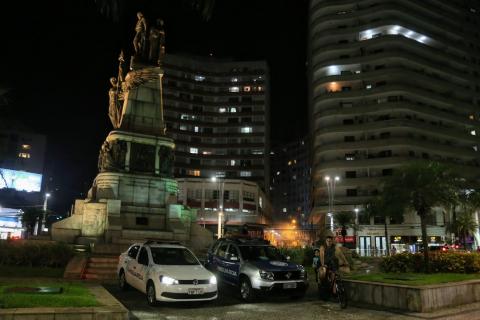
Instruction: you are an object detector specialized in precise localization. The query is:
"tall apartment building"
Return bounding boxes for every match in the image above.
[308,0,480,254]
[162,54,270,191]
[0,122,46,207]
[270,138,311,225]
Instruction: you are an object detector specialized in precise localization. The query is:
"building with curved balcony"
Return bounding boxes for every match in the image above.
[308,0,480,254]
[162,54,270,191]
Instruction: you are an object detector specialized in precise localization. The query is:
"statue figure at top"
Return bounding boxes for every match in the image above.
[133,12,147,56]
[108,51,127,128]
[148,18,166,66]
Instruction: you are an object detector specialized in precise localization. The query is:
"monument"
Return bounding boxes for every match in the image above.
[52,15,211,252]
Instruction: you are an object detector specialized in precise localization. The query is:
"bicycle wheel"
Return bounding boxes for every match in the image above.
[335,278,348,309]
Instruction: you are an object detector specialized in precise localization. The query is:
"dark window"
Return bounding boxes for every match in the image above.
[341,86,352,91]
[343,119,354,125]
[192,105,203,112]
[127,245,140,259]
[228,118,239,123]
[346,189,357,197]
[382,168,393,176]
[137,247,149,265]
[359,214,370,224]
[203,127,213,134]
[136,217,148,225]
[374,216,385,224]
[345,171,356,178]
[344,136,355,142]
[380,132,391,139]
[193,96,203,102]
[217,243,229,258]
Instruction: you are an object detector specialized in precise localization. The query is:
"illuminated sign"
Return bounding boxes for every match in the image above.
[0,168,42,192]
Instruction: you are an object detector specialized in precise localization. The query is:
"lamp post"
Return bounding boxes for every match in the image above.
[325,175,340,231]
[41,193,51,234]
[211,177,224,239]
[354,207,359,253]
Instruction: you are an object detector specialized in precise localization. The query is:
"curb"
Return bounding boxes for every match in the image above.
[0,284,128,320]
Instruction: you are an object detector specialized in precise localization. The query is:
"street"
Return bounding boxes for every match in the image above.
[104,281,416,320]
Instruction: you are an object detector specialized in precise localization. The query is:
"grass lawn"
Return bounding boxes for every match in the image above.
[347,272,480,286]
[0,278,99,308]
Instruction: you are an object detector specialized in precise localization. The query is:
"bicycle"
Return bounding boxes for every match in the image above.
[317,266,348,309]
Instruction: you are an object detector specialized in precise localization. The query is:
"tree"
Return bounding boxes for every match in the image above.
[21,207,44,236]
[365,194,404,256]
[382,161,459,272]
[455,191,480,249]
[334,211,354,245]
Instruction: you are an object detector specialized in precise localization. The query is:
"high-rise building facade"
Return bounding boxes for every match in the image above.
[270,138,311,225]
[162,54,270,191]
[308,0,480,253]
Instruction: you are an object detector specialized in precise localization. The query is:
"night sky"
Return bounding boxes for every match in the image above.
[0,0,308,214]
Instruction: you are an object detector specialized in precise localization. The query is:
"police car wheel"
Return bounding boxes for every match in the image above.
[240,278,255,302]
[118,270,129,291]
[147,281,157,306]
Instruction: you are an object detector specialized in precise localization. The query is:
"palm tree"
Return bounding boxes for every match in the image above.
[382,161,459,272]
[455,191,480,249]
[334,211,354,245]
[365,194,404,256]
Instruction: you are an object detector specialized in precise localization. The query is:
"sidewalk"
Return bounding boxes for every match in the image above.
[0,281,128,320]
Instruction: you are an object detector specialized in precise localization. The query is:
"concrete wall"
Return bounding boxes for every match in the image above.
[345,279,480,312]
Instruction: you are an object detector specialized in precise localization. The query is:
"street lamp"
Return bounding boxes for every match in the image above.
[211,177,224,239]
[41,193,51,233]
[354,207,359,253]
[325,175,340,231]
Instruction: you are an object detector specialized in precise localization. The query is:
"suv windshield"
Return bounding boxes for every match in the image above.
[239,245,283,261]
[151,247,200,265]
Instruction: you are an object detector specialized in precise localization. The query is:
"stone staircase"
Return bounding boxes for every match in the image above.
[82,255,119,281]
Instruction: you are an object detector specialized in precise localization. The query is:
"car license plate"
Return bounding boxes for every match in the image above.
[283,282,297,289]
[188,288,204,295]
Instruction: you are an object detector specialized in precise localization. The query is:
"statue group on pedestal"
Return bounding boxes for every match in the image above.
[98,140,127,172]
[133,12,166,67]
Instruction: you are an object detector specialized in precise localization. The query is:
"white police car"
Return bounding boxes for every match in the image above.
[205,238,308,301]
[117,240,218,305]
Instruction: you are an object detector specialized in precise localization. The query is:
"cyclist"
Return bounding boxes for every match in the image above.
[318,231,349,300]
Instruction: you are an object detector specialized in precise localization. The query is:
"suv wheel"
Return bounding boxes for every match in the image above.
[146,281,157,306]
[240,277,256,302]
[118,270,129,291]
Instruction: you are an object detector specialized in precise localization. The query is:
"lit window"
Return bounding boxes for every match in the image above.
[202,151,212,155]
[229,86,240,93]
[474,146,478,152]
[243,86,251,92]
[215,171,226,178]
[471,130,476,136]
[230,107,237,113]
[469,115,475,120]
[18,153,30,159]
[259,197,263,208]
[194,75,205,81]
[240,171,252,177]
[241,127,252,133]
[252,149,263,155]
[194,126,199,133]
[366,84,372,89]
[190,148,198,154]
[188,170,201,176]
[179,124,187,131]
[257,86,263,91]
[21,144,31,150]
[219,107,226,113]
[276,171,280,176]
[230,160,236,166]
[288,161,292,166]
[231,78,238,82]
[283,208,287,213]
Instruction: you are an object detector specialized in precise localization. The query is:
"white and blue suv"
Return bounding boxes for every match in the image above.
[205,238,308,301]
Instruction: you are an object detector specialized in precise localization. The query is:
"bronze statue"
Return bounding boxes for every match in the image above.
[108,77,122,128]
[158,145,174,177]
[149,18,165,66]
[98,140,127,172]
[133,12,147,56]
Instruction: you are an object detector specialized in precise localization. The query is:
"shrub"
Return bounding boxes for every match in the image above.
[0,241,74,268]
[381,252,480,273]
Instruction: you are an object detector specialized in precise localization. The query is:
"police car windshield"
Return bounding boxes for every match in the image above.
[239,245,283,261]
[151,247,200,265]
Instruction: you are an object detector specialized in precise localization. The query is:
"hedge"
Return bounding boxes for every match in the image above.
[0,241,74,268]
[381,252,480,273]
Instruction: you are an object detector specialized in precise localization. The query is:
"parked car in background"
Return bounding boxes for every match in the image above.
[117,240,218,305]
[205,237,308,301]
